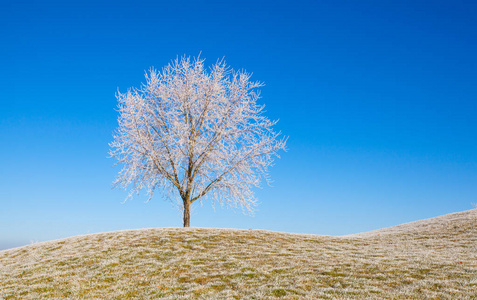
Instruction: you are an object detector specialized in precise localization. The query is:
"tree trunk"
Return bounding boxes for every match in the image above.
[183,199,191,227]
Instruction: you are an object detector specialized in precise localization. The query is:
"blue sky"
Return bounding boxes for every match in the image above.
[1,0,476,250]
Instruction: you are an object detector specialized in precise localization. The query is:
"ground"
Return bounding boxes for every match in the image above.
[1,209,476,299]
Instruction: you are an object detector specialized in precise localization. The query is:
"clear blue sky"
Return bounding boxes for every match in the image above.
[1,0,476,250]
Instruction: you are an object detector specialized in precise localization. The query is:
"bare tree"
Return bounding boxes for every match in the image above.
[110,56,286,227]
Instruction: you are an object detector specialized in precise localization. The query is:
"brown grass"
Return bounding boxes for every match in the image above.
[1,209,476,299]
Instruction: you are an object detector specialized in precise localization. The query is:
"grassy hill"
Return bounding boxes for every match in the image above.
[1,209,476,299]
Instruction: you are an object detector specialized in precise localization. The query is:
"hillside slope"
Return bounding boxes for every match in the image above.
[346,209,477,238]
[1,210,476,299]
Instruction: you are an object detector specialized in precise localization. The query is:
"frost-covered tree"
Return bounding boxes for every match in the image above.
[110,56,286,227]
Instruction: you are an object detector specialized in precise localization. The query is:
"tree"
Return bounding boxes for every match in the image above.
[110,56,286,227]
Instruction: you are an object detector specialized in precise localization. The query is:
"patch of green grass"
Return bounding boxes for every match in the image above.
[271,288,287,297]
[192,286,212,296]
[320,270,346,277]
[193,276,211,285]
[271,268,289,274]
[103,277,115,283]
[33,286,56,294]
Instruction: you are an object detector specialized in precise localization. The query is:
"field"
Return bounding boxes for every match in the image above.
[1,209,476,299]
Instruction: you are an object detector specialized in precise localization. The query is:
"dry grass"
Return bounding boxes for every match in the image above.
[1,209,476,299]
